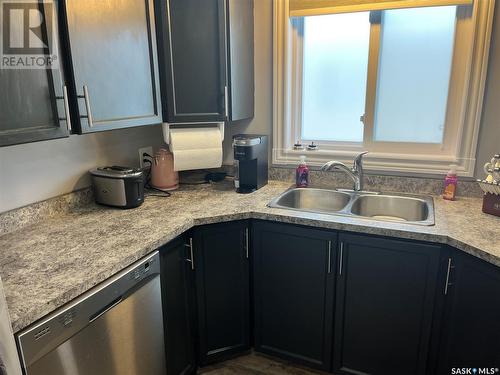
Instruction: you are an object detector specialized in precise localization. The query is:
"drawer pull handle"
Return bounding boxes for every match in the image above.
[339,242,344,276]
[327,241,332,274]
[444,258,453,295]
[245,227,249,259]
[185,238,194,270]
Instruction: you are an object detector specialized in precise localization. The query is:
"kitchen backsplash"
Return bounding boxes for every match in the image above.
[268,167,484,198]
[0,188,93,237]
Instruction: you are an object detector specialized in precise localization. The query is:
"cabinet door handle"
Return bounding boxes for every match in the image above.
[339,242,344,276]
[245,227,249,259]
[184,237,194,270]
[78,85,94,128]
[444,258,453,295]
[224,85,229,119]
[221,0,229,120]
[327,241,332,274]
[83,85,94,128]
[56,86,72,131]
[62,86,72,131]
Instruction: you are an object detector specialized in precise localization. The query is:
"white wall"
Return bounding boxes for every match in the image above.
[0,126,164,212]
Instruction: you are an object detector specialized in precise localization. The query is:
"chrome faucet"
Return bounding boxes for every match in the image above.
[321,152,368,191]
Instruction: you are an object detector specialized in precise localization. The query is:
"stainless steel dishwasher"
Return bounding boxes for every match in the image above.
[16,252,166,375]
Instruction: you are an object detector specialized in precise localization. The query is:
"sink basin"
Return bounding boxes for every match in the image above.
[268,188,351,214]
[349,194,433,225]
[268,188,435,226]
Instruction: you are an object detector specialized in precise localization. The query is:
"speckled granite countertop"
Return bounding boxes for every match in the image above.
[0,181,499,333]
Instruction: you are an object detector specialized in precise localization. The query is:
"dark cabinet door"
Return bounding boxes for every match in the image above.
[61,0,162,133]
[333,234,441,375]
[192,221,250,365]
[436,250,500,373]
[156,0,254,123]
[156,0,226,123]
[0,1,69,146]
[226,0,254,121]
[252,221,336,371]
[160,236,197,375]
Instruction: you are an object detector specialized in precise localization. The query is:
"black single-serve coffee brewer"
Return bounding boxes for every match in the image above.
[233,134,268,194]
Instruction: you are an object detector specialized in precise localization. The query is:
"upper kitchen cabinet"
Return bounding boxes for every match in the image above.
[60,0,162,133]
[0,2,70,147]
[155,0,254,124]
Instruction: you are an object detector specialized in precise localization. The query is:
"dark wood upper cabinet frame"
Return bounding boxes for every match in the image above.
[155,0,254,124]
[0,1,70,147]
[1,0,253,147]
[59,0,162,134]
[226,0,254,122]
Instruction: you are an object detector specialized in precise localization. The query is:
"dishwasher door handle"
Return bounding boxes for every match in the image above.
[89,297,122,323]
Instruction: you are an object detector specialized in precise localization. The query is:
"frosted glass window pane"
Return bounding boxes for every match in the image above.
[374,6,456,143]
[301,13,370,142]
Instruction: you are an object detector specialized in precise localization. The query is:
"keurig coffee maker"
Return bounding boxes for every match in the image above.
[233,134,268,194]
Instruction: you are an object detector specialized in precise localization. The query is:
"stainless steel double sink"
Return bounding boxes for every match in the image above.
[268,188,435,226]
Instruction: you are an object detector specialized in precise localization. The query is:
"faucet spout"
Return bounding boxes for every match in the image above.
[321,161,351,174]
[320,152,368,191]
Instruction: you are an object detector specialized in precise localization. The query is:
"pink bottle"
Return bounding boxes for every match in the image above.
[296,156,309,188]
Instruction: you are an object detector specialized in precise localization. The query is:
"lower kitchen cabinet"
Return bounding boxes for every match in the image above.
[333,233,441,375]
[252,221,336,371]
[160,236,197,375]
[192,221,251,364]
[435,249,500,373]
[158,220,500,375]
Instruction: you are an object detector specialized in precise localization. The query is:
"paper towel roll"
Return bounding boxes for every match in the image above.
[169,127,223,171]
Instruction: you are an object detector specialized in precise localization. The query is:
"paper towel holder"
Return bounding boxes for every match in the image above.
[162,122,225,145]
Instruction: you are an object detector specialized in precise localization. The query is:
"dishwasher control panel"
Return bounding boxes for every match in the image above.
[129,256,156,281]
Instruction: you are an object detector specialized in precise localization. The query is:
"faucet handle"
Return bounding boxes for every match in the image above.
[353,151,368,169]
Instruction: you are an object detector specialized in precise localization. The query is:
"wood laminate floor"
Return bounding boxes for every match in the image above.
[198,353,326,375]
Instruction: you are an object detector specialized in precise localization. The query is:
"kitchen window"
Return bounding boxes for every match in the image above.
[273,0,495,176]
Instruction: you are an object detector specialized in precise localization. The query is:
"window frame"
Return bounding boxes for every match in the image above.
[273,0,495,177]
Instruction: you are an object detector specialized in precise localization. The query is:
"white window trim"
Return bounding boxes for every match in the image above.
[272,0,495,177]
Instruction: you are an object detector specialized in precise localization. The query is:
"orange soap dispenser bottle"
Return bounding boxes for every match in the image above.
[443,164,458,200]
